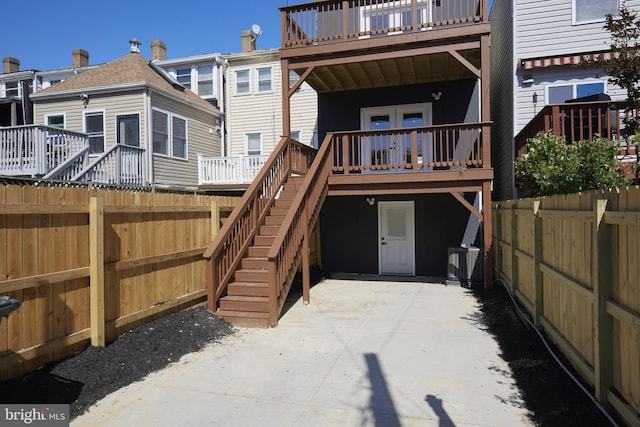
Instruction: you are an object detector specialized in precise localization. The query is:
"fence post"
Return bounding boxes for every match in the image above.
[211,200,220,238]
[510,204,518,294]
[494,204,501,282]
[593,198,613,407]
[533,200,543,327]
[89,196,105,347]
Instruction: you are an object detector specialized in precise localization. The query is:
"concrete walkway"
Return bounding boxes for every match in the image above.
[72,279,531,427]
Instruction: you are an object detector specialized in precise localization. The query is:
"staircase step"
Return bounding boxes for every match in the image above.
[254,235,275,246]
[235,268,269,283]
[242,257,270,269]
[219,295,269,312]
[269,206,289,216]
[227,281,269,296]
[274,198,293,208]
[215,310,270,328]
[259,225,279,236]
[265,216,285,226]
[247,246,270,257]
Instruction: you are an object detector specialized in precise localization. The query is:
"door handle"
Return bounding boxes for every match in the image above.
[381,242,387,245]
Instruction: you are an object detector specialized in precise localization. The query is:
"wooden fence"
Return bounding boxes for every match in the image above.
[493,187,640,427]
[0,184,237,381]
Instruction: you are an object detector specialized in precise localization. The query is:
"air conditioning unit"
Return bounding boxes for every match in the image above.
[446,246,483,287]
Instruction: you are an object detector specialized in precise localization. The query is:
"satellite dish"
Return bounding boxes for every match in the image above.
[251,24,262,37]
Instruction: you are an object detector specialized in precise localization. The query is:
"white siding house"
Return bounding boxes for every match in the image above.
[226,48,318,157]
[29,42,222,188]
[490,0,640,199]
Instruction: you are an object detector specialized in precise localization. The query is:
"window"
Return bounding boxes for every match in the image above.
[257,67,272,92]
[235,70,250,94]
[5,81,19,98]
[573,0,618,24]
[197,65,214,97]
[176,67,192,89]
[289,70,300,89]
[117,114,140,147]
[153,110,169,155]
[172,116,187,159]
[246,133,261,155]
[547,81,606,104]
[291,130,301,142]
[153,109,188,159]
[46,114,65,129]
[84,111,105,154]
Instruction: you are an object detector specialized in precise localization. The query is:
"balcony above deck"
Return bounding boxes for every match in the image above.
[279,0,490,92]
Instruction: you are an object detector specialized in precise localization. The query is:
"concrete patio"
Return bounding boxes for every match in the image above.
[72,279,531,427]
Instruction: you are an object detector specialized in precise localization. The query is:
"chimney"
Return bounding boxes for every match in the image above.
[129,38,142,54]
[151,40,167,61]
[72,48,89,68]
[241,30,256,53]
[3,57,19,74]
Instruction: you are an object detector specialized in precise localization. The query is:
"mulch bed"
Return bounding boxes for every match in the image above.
[0,306,235,419]
[473,285,619,426]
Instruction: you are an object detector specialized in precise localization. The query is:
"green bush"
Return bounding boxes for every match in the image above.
[515,131,630,197]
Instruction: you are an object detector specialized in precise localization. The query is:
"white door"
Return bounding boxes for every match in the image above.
[379,201,415,275]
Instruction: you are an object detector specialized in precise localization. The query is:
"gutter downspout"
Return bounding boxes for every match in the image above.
[145,88,154,184]
[216,55,229,157]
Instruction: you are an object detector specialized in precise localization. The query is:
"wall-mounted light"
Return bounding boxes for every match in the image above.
[366,197,375,206]
[80,92,89,107]
[532,92,538,104]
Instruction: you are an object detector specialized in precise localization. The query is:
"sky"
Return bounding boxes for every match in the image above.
[3,0,493,72]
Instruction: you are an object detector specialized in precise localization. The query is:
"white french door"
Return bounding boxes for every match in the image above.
[360,103,432,170]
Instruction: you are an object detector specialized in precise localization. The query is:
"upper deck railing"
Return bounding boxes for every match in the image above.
[280,0,485,48]
[514,101,633,157]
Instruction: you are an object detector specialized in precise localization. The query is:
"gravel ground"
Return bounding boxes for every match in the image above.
[0,280,623,425]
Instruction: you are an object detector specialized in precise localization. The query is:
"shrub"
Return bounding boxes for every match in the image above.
[515,131,630,197]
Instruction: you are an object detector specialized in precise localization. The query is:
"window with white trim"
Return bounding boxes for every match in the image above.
[573,0,618,24]
[290,130,301,142]
[172,116,187,159]
[152,109,188,159]
[46,114,65,129]
[246,133,261,155]
[257,67,272,92]
[197,65,214,97]
[117,114,140,147]
[176,67,192,89]
[84,111,105,154]
[235,69,250,95]
[5,80,19,98]
[547,81,606,104]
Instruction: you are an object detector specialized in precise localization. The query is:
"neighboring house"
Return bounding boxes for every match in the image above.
[205,0,493,327]
[490,0,639,200]
[197,30,319,189]
[0,50,96,126]
[21,39,222,188]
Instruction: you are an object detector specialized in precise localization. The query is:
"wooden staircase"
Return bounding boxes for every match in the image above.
[214,175,305,328]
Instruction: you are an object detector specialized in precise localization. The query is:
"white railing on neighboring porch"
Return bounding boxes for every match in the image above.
[74,144,146,186]
[198,154,270,185]
[0,125,88,177]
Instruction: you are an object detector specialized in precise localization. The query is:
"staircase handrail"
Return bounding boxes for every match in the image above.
[73,144,146,185]
[204,137,315,311]
[43,145,90,180]
[266,133,334,324]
